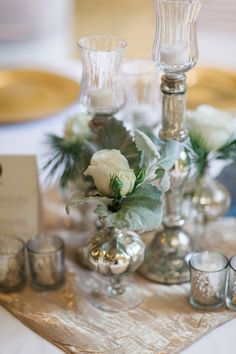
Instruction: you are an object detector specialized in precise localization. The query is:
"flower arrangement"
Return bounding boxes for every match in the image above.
[45,115,180,233]
[186,105,236,178]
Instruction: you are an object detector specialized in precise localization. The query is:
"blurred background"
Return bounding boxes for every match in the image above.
[0,0,235,68]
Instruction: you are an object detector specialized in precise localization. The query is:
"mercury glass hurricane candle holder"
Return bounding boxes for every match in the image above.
[78,35,127,126]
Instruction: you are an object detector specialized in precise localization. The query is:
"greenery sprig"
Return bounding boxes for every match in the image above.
[186,132,236,179]
[44,134,83,188]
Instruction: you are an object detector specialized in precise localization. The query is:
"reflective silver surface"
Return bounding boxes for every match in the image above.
[192,174,231,222]
[87,226,145,277]
[140,75,193,284]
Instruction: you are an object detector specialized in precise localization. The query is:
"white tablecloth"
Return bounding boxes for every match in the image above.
[1,29,236,352]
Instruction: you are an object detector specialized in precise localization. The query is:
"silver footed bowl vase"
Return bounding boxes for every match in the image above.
[86,223,145,312]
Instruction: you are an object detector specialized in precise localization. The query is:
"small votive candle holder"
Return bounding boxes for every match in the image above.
[226,256,236,310]
[27,235,65,290]
[189,251,228,309]
[0,237,25,292]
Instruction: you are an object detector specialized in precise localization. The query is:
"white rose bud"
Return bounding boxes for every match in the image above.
[84,149,136,197]
[187,105,236,151]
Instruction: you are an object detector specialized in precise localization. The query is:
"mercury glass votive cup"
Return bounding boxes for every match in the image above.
[226,256,236,310]
[189,251,228,309]
[27,235,65,290]
[0,237,25,292]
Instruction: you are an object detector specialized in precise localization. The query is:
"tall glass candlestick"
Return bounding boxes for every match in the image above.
[140,0,202,284]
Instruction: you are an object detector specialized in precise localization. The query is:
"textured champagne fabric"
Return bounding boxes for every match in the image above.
[0,191,236,354]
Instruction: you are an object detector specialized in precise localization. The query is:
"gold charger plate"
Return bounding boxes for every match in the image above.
[0,69,80,124]
[187,67,236,111]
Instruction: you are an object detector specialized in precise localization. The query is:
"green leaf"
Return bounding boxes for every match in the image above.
[95,184,163,233]
[134,168,146,187]
[186,133,209,179]
[135,129,161,182]
[217,139,236,161]
[155,169,170,192]
[110,175,123,193]
[155,169,165,179]
[95,117,141,172]
[159,170,170,192]
[135,129,160,160]
[138,126,163,147]
[66,191,111,215]
[158,140,181,170]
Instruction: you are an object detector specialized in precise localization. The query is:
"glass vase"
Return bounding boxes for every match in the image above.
[78,35,127,119]
[86,223,145,312]
[192,168,231,223]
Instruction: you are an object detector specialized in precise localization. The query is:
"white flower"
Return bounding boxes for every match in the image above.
[186,105,236,151]
[84,149,136,197]
[64,113,91,143]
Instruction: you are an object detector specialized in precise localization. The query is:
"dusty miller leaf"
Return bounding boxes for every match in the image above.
[158,140,181,170]
[159,170,170,192]
[66,191,111,215]
[94,117,141,172]
[135,129,160,182]
[95,184,163,232]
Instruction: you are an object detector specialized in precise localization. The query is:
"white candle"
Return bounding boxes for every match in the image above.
[89,89,113,110]
[160,43,189,66]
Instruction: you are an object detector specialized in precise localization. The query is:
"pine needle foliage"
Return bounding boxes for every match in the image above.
[44,134,83,187]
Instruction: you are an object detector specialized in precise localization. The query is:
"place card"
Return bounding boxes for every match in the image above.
[0,155,41,241]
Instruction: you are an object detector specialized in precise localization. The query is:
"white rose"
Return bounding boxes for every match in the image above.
[186,105,236,151]
[84,149,136,197]
[64,113,91,142]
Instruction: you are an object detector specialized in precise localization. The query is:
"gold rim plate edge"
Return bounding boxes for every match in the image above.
[187,67,236,112]
[0,69,80,124]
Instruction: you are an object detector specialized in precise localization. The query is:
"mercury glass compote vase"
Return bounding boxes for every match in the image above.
[139,0,202,284]
[78,35,127,128]
[86,222,145,312]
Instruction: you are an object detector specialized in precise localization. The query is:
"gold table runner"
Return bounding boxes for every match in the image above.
[0,194,236,353]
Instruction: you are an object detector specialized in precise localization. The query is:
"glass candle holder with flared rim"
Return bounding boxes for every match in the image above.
[78,35,127,116]
[0,237,25,292]
[27,235,65,290]
[189,251,228,309]
[152,0,202,73]
[78,35,127,53]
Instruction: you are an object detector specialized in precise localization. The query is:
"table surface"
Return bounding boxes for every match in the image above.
[1,31,236,353]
